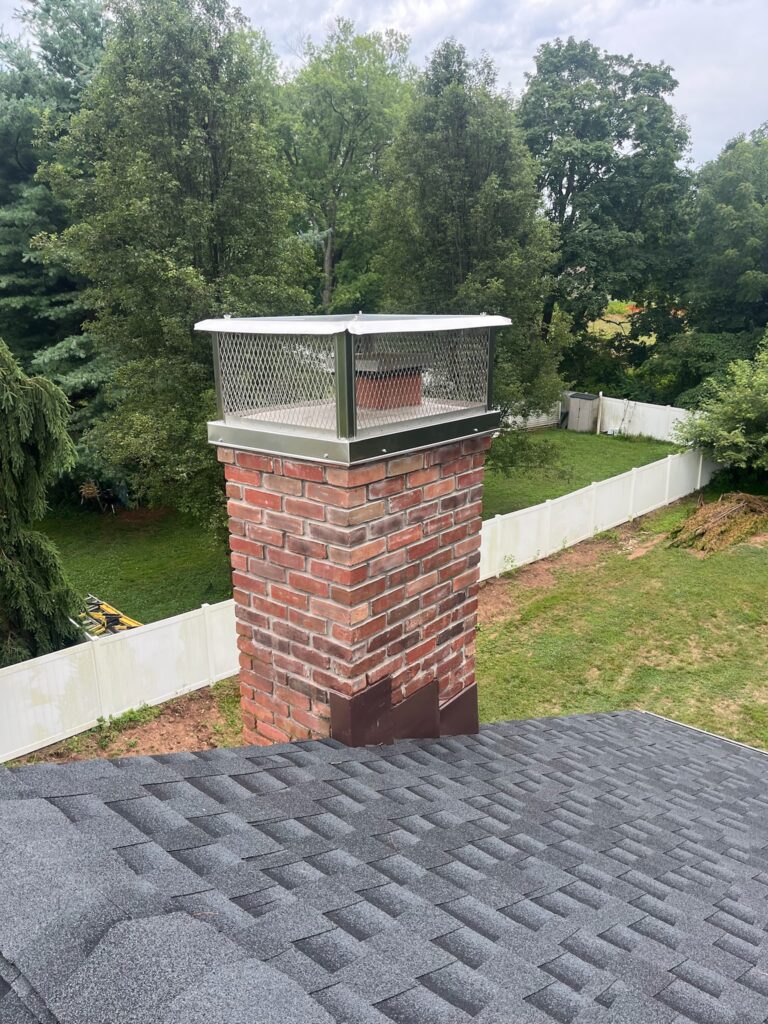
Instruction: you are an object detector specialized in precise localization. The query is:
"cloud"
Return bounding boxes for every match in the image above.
[1,0,764,163]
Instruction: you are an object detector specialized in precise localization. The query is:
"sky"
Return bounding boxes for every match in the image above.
[1,0,765,165]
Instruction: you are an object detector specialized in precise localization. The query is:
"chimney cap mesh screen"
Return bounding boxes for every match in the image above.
[215,327,491,437]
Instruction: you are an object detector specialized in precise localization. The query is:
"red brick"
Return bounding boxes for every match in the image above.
[408,466,440,487]
[245,523,285,548]
[226,482,242,500]
[371,586,406,615]
[441,455,473,477]
[462,435,492,453]
[230,536,266,559]
[282,497,325,522]
[405,571,439,597]
[327,538,386,566]
[261,473,303,495]
[309,560,369,586]
[224,465,263,485]
[407,536,440,561]
[288,572,329,598]
[368,477,404,499]
[267,546,306,571]
[388,489,423,513]
[289,707,331,735]
[270,584,309,611]
[217,446,235,463]
[251,595,290,620]
[387,453,424,476]
[232,572,267,596]
[388,525,422,551]
[326,463,386,487]
[457,468,485,490]
[330,577,386,607]
[241,488,281,511]
[236,452,274,472]
[310,598,369,626]
[368,549,406,576]
[331,614,387,645]
[282,460,325,481]
[305,482,367,509]
[230,552,247,571]
[423,478,455,501]
[256,720,291,743]
[327,501,386,527]
[286,535,326,559]
[405,637,437,665]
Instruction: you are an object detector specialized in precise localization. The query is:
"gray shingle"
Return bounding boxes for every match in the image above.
[5,712,768,1022]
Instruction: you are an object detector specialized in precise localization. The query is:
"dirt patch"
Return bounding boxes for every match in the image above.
[627,533,667,560]
[479,535,614,624]
[17,683,242,765]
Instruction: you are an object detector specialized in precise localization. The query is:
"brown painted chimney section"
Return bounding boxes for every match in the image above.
[221,435,490,747]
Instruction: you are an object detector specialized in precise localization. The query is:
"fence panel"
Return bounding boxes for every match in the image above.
[0,599,239,763]
[598,396,689,441]
[480,449,717,580]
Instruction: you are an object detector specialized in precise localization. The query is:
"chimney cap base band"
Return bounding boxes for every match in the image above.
[208,410,500,465]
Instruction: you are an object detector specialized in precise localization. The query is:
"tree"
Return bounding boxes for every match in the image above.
[632,127,768,407]
[519,37,691,337]
[375,40,564,433]
[686,127,768,334]
[281,19,411,311]
[0,0,104,373]
[678,339,768,473]
[41,0,311,524]
[0,339,80,666]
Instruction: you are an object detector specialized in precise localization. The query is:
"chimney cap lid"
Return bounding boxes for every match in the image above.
[195,313,510,336]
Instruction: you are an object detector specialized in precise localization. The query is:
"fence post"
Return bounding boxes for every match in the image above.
[589,482,597,536]
[545,499,553,556]
[89,636,105,720]
[596,392,603,435]
[201,603,216,685]
[628,466,638,521]
[664,454,673,503]
[696,450,704,490]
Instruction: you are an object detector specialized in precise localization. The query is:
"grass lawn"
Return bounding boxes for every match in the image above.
[482,428,676,518]
[42,508,231,623]
[477,497,768,749]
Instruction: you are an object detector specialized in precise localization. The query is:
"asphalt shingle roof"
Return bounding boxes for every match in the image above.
[3,711,768,1023]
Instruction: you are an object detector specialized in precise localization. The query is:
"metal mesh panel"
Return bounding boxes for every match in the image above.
[217,332,337,433]
[354,329,489,433]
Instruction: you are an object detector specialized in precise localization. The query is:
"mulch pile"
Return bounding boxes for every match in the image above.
[669,492,768,554]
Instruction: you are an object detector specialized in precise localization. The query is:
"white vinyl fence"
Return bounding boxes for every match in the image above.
[511,393,691,442]
[597,396,690,442]
[0,600,237,762]
[1,442,716,762]
[480,448,718,580]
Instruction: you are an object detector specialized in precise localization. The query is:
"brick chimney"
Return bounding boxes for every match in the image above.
[196,314,507,746]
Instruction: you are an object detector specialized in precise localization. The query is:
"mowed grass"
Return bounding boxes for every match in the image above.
[482,428,676,518]
[42,509,231,623]
[477,498,768,748]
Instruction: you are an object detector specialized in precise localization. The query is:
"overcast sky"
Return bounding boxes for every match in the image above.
[1,0,765,165]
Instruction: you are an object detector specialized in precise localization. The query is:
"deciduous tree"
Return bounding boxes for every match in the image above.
[41,0,311,524]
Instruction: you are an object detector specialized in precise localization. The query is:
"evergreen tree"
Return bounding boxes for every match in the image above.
[375,41,564,433]
[0,0,104,378]
[41,0,312,524]
[0,339,80,667]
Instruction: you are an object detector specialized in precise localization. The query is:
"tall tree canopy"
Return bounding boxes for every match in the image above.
[376,40,565,427]
[41,0,311,523]
[0,0,104,373]
[686,126,768,335]
[0,338,80,666]
[519,37,690,336]
[281,19,411,311]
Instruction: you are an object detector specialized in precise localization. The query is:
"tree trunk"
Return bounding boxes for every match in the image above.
[322,228,335,311]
